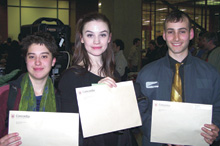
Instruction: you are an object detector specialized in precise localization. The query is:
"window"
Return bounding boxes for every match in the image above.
[7,0,69,40]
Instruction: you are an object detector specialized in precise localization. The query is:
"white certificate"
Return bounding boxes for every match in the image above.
[76,80,142,138]
[9,111,79,146]
[151,100,212,146]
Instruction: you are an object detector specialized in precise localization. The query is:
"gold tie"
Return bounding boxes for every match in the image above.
[171,63,182,102]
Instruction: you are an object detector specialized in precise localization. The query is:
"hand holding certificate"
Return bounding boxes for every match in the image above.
[150,100,212,146]
[9,111,79,146]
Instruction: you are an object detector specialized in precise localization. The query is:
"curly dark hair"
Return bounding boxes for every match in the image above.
[113,39,124,50]
[21,32,58,58]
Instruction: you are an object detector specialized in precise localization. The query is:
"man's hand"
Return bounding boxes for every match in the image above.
[201,124,219,144]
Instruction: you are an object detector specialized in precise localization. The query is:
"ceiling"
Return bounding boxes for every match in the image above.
[142,0,220,32]
[142,0,220,17]
[143,0,220,7]
[143,0,220,6]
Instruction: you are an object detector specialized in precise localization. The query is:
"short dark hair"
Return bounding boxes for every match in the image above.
[156,36,166,46]
[203,32,219,46]
[133,38,140,45]
[149,40,156,46]
[18,33,24,42]
[164,10,192,30]
[113,39,124,50]
[21,32,58,58]
[7,38,12,44]
[199,31,206,37]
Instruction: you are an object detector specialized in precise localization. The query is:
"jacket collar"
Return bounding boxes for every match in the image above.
[9,73,25,88]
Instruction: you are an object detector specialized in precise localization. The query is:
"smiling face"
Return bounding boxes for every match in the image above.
[163,17,194,62]
[26,43,56,82]
[149,43,155,51]
[80,20,111,59]
[197,35,205,49]
[202,37,211,50]
[113,42,120,53]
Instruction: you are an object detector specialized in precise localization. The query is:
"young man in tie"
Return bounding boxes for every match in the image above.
[136,10,220,146]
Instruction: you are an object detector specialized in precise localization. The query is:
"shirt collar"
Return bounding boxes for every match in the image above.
[169,54,188,70]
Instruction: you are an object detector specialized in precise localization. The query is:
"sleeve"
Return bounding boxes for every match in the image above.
[208,49,220,73]
[57,69,85,146]
[128,47,135,60]
[212,72,220,140]
[57,70,79,113]
[116,61,125,76]
[136,71,152,141]
[0,85,10,138]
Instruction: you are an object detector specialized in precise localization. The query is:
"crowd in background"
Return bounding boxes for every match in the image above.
[0,10,220,146]
[1,30,220,81]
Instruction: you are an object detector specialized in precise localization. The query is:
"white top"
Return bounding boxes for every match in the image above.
[128,45,138,66]
[115,50,128,76]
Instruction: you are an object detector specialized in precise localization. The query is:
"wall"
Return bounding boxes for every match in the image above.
[75,0,98,22]
[101,0,142,69]
[0,0,7,41]
[7,0,70,41]
[70,0,99,42]
[69,0,76,43]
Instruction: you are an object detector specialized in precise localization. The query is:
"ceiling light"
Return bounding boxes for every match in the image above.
[157,8,167,11]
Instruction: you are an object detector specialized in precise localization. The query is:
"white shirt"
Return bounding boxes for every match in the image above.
[128,45,138,66]
[115,50,128,76]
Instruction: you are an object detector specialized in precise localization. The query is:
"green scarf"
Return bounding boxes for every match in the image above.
[19,73,56,112]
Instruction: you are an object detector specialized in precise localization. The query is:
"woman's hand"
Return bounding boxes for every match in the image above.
[0,133,21,146]
[201,123,219,144]
[98,77,117,88]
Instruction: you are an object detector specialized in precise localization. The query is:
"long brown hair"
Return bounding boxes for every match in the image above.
[72,12,115,79]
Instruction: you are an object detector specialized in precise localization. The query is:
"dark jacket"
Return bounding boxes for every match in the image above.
[0,75,22,137]
[136,53,220,146]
